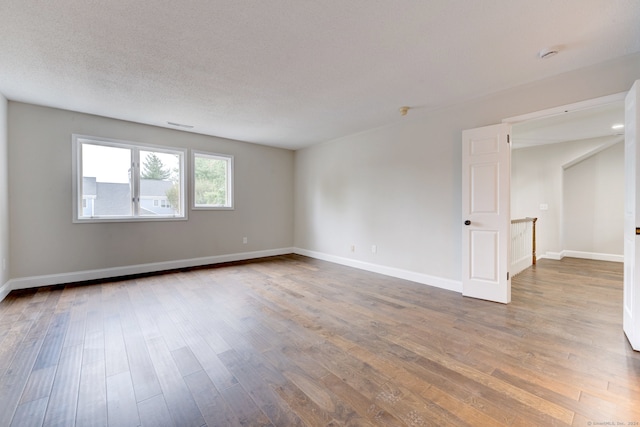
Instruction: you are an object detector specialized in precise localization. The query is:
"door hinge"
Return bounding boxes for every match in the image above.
[507,134,510,143]
[507,272,510,280]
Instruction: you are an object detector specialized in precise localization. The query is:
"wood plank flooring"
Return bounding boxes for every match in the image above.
[0,255,639,426]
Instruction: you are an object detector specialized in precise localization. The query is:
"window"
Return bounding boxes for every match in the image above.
[192,151,233,209]
[73,135,186,222]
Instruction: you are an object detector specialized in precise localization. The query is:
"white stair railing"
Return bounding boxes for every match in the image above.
[511,217,537,276]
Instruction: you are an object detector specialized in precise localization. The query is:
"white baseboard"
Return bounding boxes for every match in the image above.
[2,246,622,304]
[540,250,623,263]
[540,251,564,261]
[7,247,294,292]
[293,247,462,293]
[562,250,623,263]
[0,281,11,302]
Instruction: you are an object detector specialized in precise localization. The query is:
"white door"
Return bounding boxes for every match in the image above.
[462,123,511,303]
[624,80,640,351]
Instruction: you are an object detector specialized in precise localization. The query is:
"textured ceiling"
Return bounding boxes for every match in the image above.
[1,0,639,150]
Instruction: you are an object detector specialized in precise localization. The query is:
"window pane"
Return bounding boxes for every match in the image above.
[74,136,186,222]
[194,154,231,207]
[139,150,181,216]
[81,143,132,217]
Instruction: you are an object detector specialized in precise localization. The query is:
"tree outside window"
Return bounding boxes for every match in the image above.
[193,151,233,209]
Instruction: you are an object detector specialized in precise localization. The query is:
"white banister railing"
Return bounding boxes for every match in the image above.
[511,217,537,276]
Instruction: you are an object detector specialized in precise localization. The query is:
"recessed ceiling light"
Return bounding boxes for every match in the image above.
[167,121,194,129]
[612,123,624,130]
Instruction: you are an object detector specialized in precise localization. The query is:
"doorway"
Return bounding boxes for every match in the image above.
[508,94,626,265]
[463,84,640,350]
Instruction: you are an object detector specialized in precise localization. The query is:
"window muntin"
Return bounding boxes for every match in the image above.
[73,135,186,222]
[192,151,233,209]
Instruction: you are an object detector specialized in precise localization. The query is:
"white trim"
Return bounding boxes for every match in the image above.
[562,250,623,263]
[2,247,463,300]
[503,92,626,125]
[72,134,188,223]
[540,251,565,261]
[293,247,462,293]
[8,248,293,291]
[539,250,623,263]
[0,281,11,302]
[191,150,234,210]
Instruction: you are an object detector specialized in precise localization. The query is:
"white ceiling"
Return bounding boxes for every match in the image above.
[1,1,639,150]
[512,100,625,149]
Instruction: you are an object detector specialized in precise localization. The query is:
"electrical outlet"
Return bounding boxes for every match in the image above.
[371,245,377,254]
[243,237,248,244]
[350,245,355,252]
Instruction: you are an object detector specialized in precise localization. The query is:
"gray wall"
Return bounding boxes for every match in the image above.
[564,141,624,256]
[0,94,8,293]
[3,53,640,291]
[8,103,294,279]
[294,54,640,283]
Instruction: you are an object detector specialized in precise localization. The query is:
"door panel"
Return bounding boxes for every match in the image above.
[624,80,640,350]
[471,163,499,213]
[470,230,498,281]
[462,123,511,303]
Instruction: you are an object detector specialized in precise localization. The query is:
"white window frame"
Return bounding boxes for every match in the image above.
[72,134,187,223]
[192,150,234,210]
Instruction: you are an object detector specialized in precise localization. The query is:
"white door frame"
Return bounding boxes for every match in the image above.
[502,92,627,264]
[502,91,628,266]
[501,89,638,351]
[503,92,626,126]
[624,81,640,350]
[461,94,627,305]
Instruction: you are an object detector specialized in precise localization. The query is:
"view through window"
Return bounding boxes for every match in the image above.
[74,136,186,221]
[193,151,234,209]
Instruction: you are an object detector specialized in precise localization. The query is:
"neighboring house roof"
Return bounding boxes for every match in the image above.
[82,178,175,216]
[83,178,173,197]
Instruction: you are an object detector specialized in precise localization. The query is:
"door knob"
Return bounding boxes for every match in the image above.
[464,220,471,226]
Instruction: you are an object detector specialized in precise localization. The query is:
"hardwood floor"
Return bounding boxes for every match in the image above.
[0,255,639,426]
